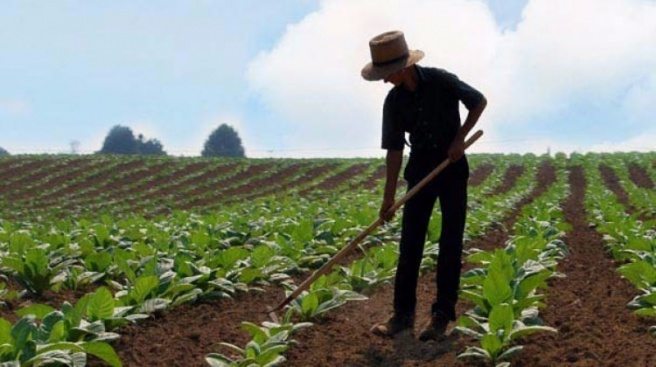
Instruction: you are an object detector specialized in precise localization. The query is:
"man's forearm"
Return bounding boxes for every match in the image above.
[456,97,487,141]
[384,149,403,200]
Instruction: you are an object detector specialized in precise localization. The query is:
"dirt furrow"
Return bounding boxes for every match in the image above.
[485,164,524,196]
[468,163,494,187]
[245,163,339,200]
[628,163,655,189]
[32,159,145,206]
[599,164,634,212]
[515,166,656,367]
[300,163,370,196]
[284,161,556,366]
[8,158,99,202]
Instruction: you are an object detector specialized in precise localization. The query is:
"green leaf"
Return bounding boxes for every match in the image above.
[83,341,122,367]
[481,334,503,359]
[516,271,550,300]
[509,324,557,341]
[0,319,12,345]
[489,304,513,336]
[240,268,263,284]
[252,245,275,268]
[483,269,512,307]
[140,298,170,314]
[47,321,67,343]
[497,345,524,361]
[301,293,319,317]
[457,346,490,360]
[132,275,159,304]
[634,308,656,317]
[205,353,234,367]
[219,247,249,269]
[16,304,55,320]
[87,287,115,321]
[618,261,656,289]
[11,317,35,352]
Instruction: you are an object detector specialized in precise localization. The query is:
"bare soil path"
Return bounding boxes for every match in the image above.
[628,163,655,189]
[486,164,524,196]
[516,166,656,367]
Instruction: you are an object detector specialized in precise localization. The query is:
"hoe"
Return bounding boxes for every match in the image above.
[266,130,484,321]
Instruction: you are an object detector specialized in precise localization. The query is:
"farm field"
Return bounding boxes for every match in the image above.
[0,152,655,366]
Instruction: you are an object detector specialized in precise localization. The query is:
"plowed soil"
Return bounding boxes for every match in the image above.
[300,163,370,196]
[628,163,655,189]
[599,164,633,211]
[247,163,339,199]
[486,164,524,196]
[516,166,656,367]
[468,163,494,187]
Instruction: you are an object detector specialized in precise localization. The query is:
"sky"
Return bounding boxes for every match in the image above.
[1,0,655,157]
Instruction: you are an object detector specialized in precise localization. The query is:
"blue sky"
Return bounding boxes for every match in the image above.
[1,0,654,157]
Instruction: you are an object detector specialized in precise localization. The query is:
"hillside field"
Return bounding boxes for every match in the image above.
[0,152,655,366]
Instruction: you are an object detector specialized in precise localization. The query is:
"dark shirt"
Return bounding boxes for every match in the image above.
[381,65,484,153]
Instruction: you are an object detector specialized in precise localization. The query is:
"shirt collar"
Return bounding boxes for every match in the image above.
[414,64,426,85]
[413,64,426,93]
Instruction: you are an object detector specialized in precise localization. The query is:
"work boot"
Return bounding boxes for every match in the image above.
[418,310,449,341]
[370,313,414,337]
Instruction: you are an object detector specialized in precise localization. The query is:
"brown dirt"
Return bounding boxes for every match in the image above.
[245,163,339,200]
[8,158,99,201]
[468,163,494,187]
[628,163,655,189]
[515,166,656,367]
[486,164,524,196]
[598,164,638,214]
[118,161,212,203]
[0,159,30,180]
[283,161,556,367]
[300,163,370,196]
[219,163,305,200]
[1,159,85,195]
[0,158,59,192]
[32,159,145,207]
[357,163,386,191]
[180,163,273,209]
[65,162,170,206]
[141,161,240,202]
[102,285,292,367]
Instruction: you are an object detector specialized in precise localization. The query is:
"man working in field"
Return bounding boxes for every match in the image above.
[361,31,487,341]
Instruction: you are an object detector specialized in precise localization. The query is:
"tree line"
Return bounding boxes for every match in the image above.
[0,124,246,158]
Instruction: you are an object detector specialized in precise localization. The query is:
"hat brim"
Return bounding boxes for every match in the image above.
[361,50,424,81]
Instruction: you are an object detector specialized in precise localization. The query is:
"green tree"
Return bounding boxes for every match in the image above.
[136,134,166,156]
[202,124,245,158]
[0,147,9,156]
[98,125,166,155]
[99,125,138,154]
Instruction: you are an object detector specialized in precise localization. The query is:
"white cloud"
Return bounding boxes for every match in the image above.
[247,0,656,157]
[589,131,656,152]
[0,99,30,116]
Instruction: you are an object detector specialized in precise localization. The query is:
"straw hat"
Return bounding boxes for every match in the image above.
[361,30,424,81]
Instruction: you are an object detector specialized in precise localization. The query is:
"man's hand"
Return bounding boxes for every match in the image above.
[379,196,395,222]
[448,137,465,162]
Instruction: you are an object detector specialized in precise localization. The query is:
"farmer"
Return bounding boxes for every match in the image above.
[361,30,487,341]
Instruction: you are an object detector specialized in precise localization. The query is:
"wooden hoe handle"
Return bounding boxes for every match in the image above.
[270,130,484,314]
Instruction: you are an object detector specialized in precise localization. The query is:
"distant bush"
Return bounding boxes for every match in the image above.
[99,125,166,155]
[202,124,245,158]
[0,147,9,156]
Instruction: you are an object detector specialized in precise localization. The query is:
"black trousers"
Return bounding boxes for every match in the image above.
[393,152,469,321]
